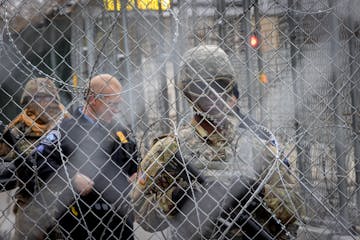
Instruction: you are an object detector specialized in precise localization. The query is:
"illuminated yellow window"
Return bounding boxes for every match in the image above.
[103,0,132,11]
[137,0,170,10]
[103,0,171,11]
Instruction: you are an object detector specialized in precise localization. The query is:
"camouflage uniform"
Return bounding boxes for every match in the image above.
[0,78,66,240]
[132,119,302,238]
[131,45,303,239]
[0,77,61,162]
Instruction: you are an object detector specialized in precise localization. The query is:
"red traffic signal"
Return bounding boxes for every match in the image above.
[249,35,260,48]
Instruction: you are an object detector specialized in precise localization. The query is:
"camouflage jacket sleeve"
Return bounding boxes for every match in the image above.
[256,140,304,225]
[131,135,183,232]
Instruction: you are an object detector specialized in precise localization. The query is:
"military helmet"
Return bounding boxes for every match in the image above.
[20,78,60,105]
[178,45,235,97]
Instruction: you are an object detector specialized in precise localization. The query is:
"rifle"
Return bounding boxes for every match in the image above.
[168,151,275,240]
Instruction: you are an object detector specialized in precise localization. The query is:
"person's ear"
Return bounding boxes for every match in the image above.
[87,95,97,106]
[228,95,238,107]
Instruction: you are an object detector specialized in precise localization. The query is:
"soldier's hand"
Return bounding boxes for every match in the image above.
[128,172,137,183]
[73,173,94,196]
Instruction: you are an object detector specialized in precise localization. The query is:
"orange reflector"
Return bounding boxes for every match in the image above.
[250,35,259,48]
[116,131,128,143]
[259,72,268,84]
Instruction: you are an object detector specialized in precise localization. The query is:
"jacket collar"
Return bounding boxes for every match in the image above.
[191,118,227,144]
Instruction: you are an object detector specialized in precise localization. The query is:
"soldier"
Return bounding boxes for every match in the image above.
[131,45,302,239]
[0,77,68,239]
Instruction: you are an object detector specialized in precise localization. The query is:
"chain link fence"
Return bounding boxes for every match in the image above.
[0,0,359,239]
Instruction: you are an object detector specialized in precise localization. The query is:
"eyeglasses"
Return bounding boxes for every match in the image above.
[97,96,121,109]
[186,79,232,96]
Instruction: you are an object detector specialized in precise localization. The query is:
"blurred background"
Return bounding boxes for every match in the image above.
[0,0,359,239]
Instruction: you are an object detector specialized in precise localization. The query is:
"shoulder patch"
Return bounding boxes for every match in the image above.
[41,130,61,146]
[36,145,45,153]
[116,131,128,143]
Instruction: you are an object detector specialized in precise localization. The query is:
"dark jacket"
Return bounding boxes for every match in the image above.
[20,108,138,239]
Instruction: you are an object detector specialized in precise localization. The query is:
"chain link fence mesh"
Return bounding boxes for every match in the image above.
[0,0,359,239]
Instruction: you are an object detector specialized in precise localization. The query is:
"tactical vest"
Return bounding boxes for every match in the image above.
[177,119,262,184]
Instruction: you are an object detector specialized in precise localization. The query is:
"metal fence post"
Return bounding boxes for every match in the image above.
[216,0,226,50]
[120,0,135,130]
[84,11,95,77]
[157,0,170,133]
[348,17,360,213]
[328,0,349,226]
[243,0,254,116]
[253,0,265,121]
